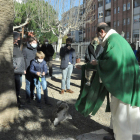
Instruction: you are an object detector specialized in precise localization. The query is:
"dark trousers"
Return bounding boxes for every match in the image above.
[14,74,22,103]
[47,61,53,76]
[25,71,35,100]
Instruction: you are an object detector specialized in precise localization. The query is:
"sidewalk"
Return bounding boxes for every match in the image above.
[0,60,111,140]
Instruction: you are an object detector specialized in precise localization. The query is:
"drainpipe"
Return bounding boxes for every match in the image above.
[131,0,133,43]
[139,3,140,47]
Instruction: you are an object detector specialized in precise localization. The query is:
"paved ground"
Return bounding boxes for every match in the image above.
[0,60,111,140]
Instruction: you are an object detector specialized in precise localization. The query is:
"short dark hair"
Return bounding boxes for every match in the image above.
[66,38,72,43]
[28,37,37,43]
[97,24,110,33]
[13,31,20,40]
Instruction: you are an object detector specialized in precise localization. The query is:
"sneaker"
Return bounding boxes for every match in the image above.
[85,82,91,86]
[60,89,65,94]
[66,89,74,93]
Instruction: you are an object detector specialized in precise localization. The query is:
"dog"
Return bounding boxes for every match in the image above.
[52,101,72,126]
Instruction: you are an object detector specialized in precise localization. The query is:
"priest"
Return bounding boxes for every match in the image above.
[75,22,140,140]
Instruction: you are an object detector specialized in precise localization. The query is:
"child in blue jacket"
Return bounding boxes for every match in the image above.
[30,51,52,108]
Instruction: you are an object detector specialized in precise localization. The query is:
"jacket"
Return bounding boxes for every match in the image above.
[39,44,55,62]
[30,59,48,78]
[22,42,37,71]
[85,43,103,63]
[13,44,25,74]
[60,45,76,69]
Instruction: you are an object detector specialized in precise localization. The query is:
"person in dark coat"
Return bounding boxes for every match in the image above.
[84,37,104,86]
[39,39,55,76]
[13,32,26,108]
[60,38,76,94]
[30,51,52,109]
[22,37,38,103]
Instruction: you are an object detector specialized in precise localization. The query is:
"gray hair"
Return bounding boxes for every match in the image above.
[13,31,20,40]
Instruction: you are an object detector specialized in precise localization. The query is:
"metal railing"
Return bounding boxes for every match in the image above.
[52,42,90,60]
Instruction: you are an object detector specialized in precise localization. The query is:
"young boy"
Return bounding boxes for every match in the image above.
[30,51,52,108]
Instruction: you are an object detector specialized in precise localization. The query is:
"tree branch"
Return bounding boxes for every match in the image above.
[13,18,30,30]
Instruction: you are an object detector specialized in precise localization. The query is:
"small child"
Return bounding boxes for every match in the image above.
[30,51,52,109]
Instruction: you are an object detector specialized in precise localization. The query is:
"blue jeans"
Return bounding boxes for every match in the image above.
[34,77,48,103]
[25,71,35,100]
[61,64,73,90]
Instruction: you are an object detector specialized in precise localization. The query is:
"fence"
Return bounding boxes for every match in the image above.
[52,42,90,60]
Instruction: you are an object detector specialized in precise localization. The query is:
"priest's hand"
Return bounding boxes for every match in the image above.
[76,65,81,70]
[90,60,98,65]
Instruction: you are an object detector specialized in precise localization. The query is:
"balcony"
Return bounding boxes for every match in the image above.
[105,2,111,10]
[133,22,140,30]
[134,7,140,15]
[84,33,86,38]
[98,17,104,23]
[98,6,103,13]
[105,15,111,22]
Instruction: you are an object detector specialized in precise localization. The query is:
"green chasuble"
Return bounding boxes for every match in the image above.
[75,32,140,117]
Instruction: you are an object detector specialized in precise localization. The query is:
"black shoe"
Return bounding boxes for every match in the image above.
[18,100,25,107]
[106,128,114,136]
[18,106,24,111]
[45,101,53,107]
[103,136,115,140]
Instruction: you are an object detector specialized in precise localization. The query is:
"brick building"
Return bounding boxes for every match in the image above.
[85,0,140,44]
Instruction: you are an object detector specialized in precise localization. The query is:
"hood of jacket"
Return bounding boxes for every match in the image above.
[27,42,37,50]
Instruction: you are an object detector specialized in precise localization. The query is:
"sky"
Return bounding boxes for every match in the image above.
[16,0,83,20]
[46,0,83,20]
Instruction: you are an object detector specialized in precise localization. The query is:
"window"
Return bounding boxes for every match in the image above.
[118,7,120,13]
[127,2,130,10]
[94,4,96,10]
[117,21,119,26]
[134,15,140,23]
[123,19,126,25]
[106,10,111,16]
[94,15,96,20]
[133,30,139,38]
[134,0,140,8]
[98,11,103,18]
[114,8,116,14]
[98,2,103,7]
[106,0,111,4]
[127,18,130,25]
[114,21,116,27]
[88,27,90,32]
[94,26,96,32]
[127,32,129,38]
[92,26,94,32]
[123,4,126,11]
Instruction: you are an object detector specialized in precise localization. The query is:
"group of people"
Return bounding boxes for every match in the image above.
[13,32,54,109]
[13,21,140,140]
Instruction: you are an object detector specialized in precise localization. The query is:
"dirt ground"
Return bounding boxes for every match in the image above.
[0,61,111,140]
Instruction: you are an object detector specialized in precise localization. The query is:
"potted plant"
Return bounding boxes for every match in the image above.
[76,53,81,63]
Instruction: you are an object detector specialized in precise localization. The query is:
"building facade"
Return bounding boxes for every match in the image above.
[85,0,140,44]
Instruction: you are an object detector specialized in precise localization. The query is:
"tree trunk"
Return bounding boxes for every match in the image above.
[57,37,62,52]
[0,0,18,125]
[55,37,62,61]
